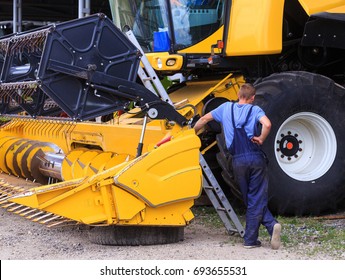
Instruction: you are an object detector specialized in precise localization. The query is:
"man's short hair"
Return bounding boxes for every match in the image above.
[238,83,256,100]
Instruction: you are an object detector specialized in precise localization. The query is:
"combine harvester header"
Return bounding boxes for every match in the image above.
[0,14,203,245]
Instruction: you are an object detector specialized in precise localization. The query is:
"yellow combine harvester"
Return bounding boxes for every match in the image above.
[2,0,345,245]
[109,0,345,216]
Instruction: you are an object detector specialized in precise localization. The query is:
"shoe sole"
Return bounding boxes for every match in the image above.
[243,242,261,249]
[271,223,281,250]
[243,245,261,249]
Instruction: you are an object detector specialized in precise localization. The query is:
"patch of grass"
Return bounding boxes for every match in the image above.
[275,216,345,258]
[192,206,225,228]
[192,206,345,259]
[0,116,11,126]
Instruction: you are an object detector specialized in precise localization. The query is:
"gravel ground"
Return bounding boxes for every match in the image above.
[1,205,343,260]
[0,173,344,260]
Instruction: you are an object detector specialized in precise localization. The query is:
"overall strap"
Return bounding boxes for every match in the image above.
[231,104,253,128]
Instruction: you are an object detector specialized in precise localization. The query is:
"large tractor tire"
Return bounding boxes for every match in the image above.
[88,226,184,246]
[254,71,345,215]
[216,71,345,215]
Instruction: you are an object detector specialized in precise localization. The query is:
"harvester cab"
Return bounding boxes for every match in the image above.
[109,0,227,74]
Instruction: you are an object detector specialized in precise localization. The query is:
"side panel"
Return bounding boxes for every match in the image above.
[298,0,345,15]
[225,0,284,56]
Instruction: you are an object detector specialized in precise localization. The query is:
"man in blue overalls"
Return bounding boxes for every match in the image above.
[194,83,281,249]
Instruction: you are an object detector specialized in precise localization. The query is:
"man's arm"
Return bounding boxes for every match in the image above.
[251,115,271,145]
[194,112,214,133]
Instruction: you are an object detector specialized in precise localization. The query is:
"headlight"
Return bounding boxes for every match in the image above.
[166,59,176,66]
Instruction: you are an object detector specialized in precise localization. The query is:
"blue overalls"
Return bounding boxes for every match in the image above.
[229,104,277,246]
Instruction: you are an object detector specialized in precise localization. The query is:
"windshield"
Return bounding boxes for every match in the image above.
[110,0,224,52]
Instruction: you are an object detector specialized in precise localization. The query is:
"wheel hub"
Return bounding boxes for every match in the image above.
[274,112,336,181]
[277,133,302,160]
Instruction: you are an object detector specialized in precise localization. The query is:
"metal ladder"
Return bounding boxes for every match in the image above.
[125,29,174,106]
[199,153,245,237]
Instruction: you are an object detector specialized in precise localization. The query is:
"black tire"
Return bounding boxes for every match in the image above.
[215,132,243,201]
[88,226,184,246]
[254,71,345,215]
[203,97,230,133]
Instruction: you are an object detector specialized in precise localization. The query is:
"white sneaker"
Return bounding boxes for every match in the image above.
[271,223,281,250]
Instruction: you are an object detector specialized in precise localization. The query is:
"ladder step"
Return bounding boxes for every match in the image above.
[142,77,152,81]
[200,153,245,237]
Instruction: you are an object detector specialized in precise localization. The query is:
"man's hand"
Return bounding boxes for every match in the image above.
[194,112,214,133]
[254,115,271,144]
[251,136,263,145]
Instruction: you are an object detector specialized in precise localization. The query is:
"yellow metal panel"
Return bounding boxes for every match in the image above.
[145,53,184,71]
[298,0,345,15]
[225,0,285,56]
[115,129,202,207]
[0,118,170,155]
[169,80,223,108]
[169,76,242,109]
[168,75,244,121]
[68,131,104,146]
[112,187,145,221]
[327,5,345,12]
[136,201,195,226]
